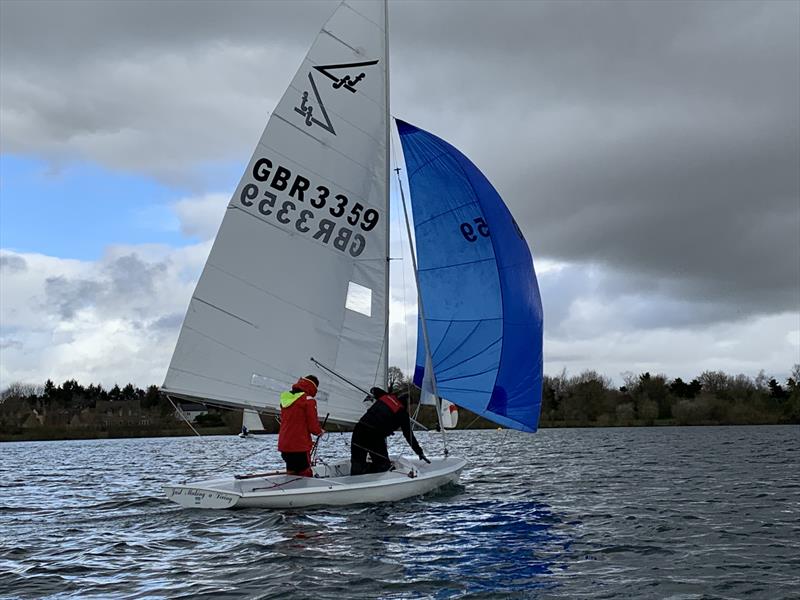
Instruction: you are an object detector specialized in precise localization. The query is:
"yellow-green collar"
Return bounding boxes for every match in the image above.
[280,391,304,408]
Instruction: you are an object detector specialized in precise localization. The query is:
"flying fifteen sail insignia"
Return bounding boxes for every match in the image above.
[294,73,336,135]
[313,59,379,93]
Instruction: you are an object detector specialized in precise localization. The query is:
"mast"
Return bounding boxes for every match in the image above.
[395,165,449,453]
[383,0,391,389]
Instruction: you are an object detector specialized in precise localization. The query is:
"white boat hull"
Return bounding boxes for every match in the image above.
[164,456,465,509]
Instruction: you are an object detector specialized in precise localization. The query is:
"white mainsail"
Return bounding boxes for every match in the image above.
[163,1,388,425]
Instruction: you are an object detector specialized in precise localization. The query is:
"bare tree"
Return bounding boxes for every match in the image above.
[1,382,43,403]
[387,366,406,391]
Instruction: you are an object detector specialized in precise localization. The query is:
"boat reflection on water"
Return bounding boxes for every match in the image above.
[274,490,568,597]
[396,496,568,595]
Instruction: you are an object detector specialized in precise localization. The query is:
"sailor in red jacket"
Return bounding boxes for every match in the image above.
[277,375,324,477]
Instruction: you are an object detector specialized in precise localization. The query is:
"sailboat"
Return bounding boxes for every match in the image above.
[162,0,543,509]
[238,408,267,438]
[418,385,458,429]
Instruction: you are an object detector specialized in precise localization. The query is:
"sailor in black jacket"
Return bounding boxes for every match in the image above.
[350,387,429,475]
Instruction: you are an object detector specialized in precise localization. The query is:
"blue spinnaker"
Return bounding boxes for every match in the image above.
[397,119,543,432]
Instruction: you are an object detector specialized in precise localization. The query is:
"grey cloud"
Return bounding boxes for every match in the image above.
[510,105,799,310]
[0,58,276,186]
[152,313,184,331]
[2,0,798,326]
[390,1,800,316]
[1,338,24,350]
[395,2,799,104]
[0,0,331,65]
[0,254,27,272]
[537,266,590,332]
[44,276,103,319]
[41,254,170,320]
[106,254,167,297]
[539,261,796,337]
[592,267,796,326]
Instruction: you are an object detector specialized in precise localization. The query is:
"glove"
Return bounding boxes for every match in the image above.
[417,451,431,464]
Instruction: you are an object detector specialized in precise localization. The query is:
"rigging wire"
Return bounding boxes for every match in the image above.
[166,394,284,480]
[389,126,414,385]
[311,357,369,395]
[166,394,202,437]
[166,394,282,483]
[211,438,275,476]
[462,412,484,430]
[390,122,424,427]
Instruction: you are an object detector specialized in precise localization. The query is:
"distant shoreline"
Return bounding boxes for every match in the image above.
[2,420,796,443]
[3,369,797,443]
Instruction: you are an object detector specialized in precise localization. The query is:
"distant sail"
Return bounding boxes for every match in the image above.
[419,354,459,428]
[397,119,543,432]
[440,399,458,429]
[163,2,388,425]
[242,408,265,433]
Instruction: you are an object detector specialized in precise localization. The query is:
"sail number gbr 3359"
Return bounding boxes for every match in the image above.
[237,157,380,258]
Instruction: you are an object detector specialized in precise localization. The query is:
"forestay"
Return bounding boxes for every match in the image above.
[397,120,543,432]
[163,2,389,424]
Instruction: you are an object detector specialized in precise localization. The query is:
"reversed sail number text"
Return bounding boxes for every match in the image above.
[460,217,490,242]
[237,157,381,258]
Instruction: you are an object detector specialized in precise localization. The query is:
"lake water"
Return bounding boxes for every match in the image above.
[1,426,798,599]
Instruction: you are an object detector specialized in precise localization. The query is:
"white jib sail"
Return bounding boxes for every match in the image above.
[163,1,388,425]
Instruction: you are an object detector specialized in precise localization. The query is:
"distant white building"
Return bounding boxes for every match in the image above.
[174,402,208,423]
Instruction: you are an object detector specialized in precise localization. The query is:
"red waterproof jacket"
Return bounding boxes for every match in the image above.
[277,378,323,452]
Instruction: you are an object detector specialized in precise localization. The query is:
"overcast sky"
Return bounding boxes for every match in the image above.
[1,0,798,390]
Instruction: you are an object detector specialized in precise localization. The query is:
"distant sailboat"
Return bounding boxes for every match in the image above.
[418,363,458,429]
[419,394,459,430]
[162,0,542,509]
[442,400,458,429]
[238,408,266,438]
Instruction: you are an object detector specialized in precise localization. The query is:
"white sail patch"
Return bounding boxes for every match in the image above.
[345,281,372,316]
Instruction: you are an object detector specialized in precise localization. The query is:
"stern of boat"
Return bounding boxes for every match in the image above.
[164,482,241,509]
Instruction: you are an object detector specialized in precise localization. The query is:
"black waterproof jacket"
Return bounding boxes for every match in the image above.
[356,394,423,456]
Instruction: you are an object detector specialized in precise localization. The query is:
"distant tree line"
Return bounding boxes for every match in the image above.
[1,379,168,414]
[390,365,800,427]
[1,365,798,441]
[539,367,800,426]
[0,379,241,441]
